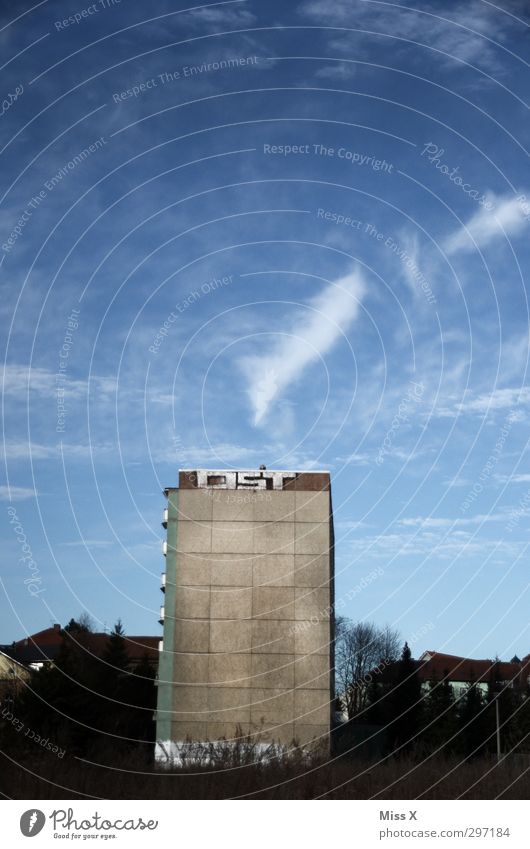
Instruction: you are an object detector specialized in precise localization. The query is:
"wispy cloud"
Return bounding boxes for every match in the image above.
[0,485,37,501]
[442,477,474,488]
[496,473,530,484]
[239,268,366,426]
[346,527,522,561]
[459,387,530,414]
[60,540,114,549]
[434,387,530,420]
[335,520,370,530]
[332,451,371,466]
[444,193,530,255]
[314,62,357,81]
[186,2,257,29]
[298,0,518,74]
[1,364,116,400]
[399,513,508,528]
[0,441,58,461]
[0,440,115,462]
[151,440,267,466]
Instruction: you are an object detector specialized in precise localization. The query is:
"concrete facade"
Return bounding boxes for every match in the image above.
[155,469,334,761]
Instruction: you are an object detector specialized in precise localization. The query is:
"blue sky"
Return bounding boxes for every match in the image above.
[1,0,529,661]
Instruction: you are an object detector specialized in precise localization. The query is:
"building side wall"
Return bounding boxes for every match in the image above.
[159,483,333,752]
[155,490,178,748]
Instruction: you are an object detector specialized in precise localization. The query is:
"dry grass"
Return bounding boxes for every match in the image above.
[2,746,529,800]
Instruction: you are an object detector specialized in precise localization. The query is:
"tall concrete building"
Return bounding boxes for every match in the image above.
[155,468,334,762]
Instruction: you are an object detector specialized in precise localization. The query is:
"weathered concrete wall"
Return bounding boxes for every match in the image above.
[158,474,333,752]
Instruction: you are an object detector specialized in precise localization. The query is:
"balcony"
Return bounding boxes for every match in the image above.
[159,605,165,624]
[162,508,168,528]
[160,572,166,591]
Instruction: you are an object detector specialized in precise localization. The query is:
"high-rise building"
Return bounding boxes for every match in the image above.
[155,468,334,762]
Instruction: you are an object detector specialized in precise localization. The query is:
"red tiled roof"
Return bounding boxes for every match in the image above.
[7,627,159,664]
[372,651,530,687]
[417,651,524,684]
[87,634,159,662]
[14,625,63,648]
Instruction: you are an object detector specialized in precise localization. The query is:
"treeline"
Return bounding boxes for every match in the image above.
[0,617,156,761]
[336,631,530,760]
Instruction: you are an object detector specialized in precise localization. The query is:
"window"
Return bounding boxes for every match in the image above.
[207,475,226,486]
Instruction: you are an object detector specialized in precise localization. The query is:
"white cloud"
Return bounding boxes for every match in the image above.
[60,540,114,548]
[459,387,530,414]
[151,440,265,466]
[444,193,530,255]
[150,432,323,470]
[1,364,116,400]
[186,4,256,29]
[496,473,530,484]
[399,513,507,528]
[345,527,522,561]
[434,387,530,420]
[0,440,115,461]
[442,477,474,488]
[0,441,57,461]
[239,268,366,425]
[335,520,369,530]
[332,451,371,466]
[315,62,357,81]
[0,485,37,501]
[298,0,516,74]
[2,364,62,397]
[497,331,530,386]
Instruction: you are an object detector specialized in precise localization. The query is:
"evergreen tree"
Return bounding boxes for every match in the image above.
[364,676,391,726]
[103,621,130,681]
[420,671,458,755]
[11,616,158,760]
[95,622,157,751]
[122,655,157,752]
[388,642,423,754]
[96,620,131,736]
[457,681,487,758]
[17,620,100,754]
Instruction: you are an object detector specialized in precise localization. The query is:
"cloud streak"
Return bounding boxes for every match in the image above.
[0,485,37,501]
[240,268,366,426]
[298,0,517,74]
[399,513,508,528]
[444,192,530,255]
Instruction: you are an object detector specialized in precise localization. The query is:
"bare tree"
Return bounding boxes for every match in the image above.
[378,624,401,665]
[77,611,95,632]
[335,619,401,719]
